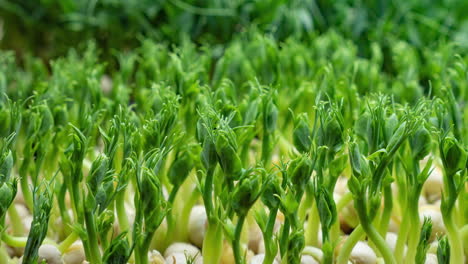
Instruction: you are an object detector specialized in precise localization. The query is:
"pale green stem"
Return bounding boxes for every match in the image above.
[0,245,9,264]
[305,201,319,246]
[57,231,79,253]
[336,225,365,264]
[202,221,224,264]
[394,209,411,262]
[404,212,420,264]
[444,216,464,264]
[331,192,353,241]
[7,205,25,236]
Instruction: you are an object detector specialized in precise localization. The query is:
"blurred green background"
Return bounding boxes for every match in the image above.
[1,0,468,61]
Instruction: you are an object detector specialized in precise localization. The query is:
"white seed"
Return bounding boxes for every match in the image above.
[419,205,445,241]
[148,250,165,264]
[385,232,397,253]
[387,218,399,233]
[301,255,319,264]
[220,241,253,264]
[100,75,113,94]
[302,246,323,262]
[164,243,200,259]
[349,241,377,264]
[63,241,86,264]
[14,187,26,205]
[422,166,443,203]
[424,253,438,264]
[248,222,263,253]
[22,215,33,234]
[5,203,30,233]
[334,176,349,196]
[38,244,62,264]
[165,253,203,264]
[188,205,208,248]
[385,232,407,257]
[249,254,280,264]
[428,241,438,254]
[338,195,359,231]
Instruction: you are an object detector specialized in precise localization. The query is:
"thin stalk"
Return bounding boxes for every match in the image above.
[7,205,24,235]
[84,210,101,264]
[57,183,72,234]
[20,174,33,211]
[361,220,397,264]
[457,188,466,226]
[395,209,411,262]
[116,191,130,234]
[444,215,464,264]
[331,192,353,242]
[164,187,179,249]
[261,133,272,165]
[2,233,57,248]
[233,215,246,264]
[279,218,290,258]
[263,207,279,264]
[2,233,27,247]
[336,225,365,264]
[202,168,215,217]
[378,185,392,236]
[71,183,82,223]
[58,232,79,253]
[134,244,147,264]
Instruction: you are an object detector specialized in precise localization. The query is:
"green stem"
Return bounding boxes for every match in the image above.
[202,221,224,264]
[203,168,215,218]
[332,192,353,241]
[305,201,319,246]
[164,187,179,249]
[57,231,79,253]
[461,224,468,257]
[298,192,313,222]
[57,183,72,234]
[7,205,24,236]
[233,215,246,264]
[71,182,82,223]
[20,172,33,211]
[336,225,365,264]
[134,244,147,264]
[361,221,397,264]
[378,185,392,236]
[1,233,57,248]
[174,188,199,242]
[395,209,411,263]
[84,210,101,264]
[279,218,290,258]
[405,212,420,264]
[444,216,464,264]
[116,191,130,235]
[0,244,9,264]
[263,207,279,264]
[2,233,27,247]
